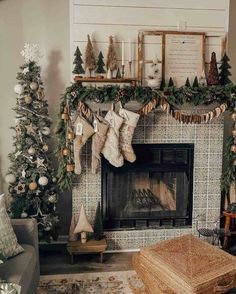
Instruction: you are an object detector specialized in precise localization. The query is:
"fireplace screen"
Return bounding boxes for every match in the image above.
[102,144,193,230]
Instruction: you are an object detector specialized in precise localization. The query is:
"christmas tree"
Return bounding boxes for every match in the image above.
[93,202,104,241]
[207,52,219,85]
[219,53,232,85]
[72,46,85,75]
[6,44,59,242]
[185,78,191,87]
[106,36,117,78]
[159,77,166,91]
[85,35,96,77]
[95,51,106,74]
[168,77,174,87]
[192,76,199,87]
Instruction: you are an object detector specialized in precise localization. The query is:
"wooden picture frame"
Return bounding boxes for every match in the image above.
[138,30,206,86]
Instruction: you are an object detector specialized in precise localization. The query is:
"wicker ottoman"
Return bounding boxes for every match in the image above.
[133,235,236,294]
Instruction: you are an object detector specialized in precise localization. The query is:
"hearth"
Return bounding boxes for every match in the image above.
[102,144,194,230]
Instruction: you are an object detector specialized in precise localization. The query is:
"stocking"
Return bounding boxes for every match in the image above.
[73,114,94,175]
[91,114,109,174]
[102,105,124,167]
[119,105,140,162]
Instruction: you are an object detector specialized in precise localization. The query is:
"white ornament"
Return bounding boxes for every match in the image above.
[48,194,57,203]
[5,174,16,184]
[42,127,50,135]
[14,84,24,95]
[28,146,36,155]
[38,176,48,186]
[22,67,29,74]
[21,43,42,63]
[21,212,28,218]
[52,177,57,183]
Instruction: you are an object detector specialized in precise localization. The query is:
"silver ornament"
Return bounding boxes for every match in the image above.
[38,176,48,186]
[42,144,49,152]
[30,82,39,91]
[42,127,50,135]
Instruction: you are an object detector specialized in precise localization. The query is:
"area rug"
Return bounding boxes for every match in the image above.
[38,270,147,294]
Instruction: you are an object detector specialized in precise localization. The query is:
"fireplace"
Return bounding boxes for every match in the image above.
[102,144,194,230]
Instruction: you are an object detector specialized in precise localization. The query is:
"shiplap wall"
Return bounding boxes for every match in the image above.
[70,0,230,83]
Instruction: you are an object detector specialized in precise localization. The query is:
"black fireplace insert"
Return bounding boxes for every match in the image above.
[102,144,194,230]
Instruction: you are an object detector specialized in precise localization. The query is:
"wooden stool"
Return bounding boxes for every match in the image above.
[67,238,107,264]
[223,211,236,248]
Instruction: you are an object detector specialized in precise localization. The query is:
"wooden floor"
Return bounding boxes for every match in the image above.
[39,244,134,275]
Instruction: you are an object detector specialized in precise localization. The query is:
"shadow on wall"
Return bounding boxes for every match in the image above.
[44,50,72,236]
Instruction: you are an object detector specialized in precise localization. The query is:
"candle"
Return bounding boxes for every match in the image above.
[121,41,125,66]
[128,40,132,62]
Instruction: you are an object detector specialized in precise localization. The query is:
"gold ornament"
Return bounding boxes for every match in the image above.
[30,82,39,91]
[232,113,236,121]
[29,182,37,190]
[62,147,70,156]
[231,145,236,153]
[66,164,74,172]
[232,129,236,137]
[24,95,32,104]
[68,131,75,140]
[28,146,36,155]
[42,144,49,152]
[42,127,50,135]
[48,194,57,203]
[61,107,69,121]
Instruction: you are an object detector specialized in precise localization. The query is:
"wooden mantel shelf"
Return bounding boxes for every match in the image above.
[74,76,138,86]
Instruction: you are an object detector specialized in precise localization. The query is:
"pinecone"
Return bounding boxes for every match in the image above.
[115,89,125,102]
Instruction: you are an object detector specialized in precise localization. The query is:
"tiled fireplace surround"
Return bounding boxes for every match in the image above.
[72,108,224,251]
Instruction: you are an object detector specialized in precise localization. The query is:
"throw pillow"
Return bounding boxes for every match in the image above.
[0,194,24,259]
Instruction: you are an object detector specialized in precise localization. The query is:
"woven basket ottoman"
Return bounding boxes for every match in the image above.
[133,235,236,294]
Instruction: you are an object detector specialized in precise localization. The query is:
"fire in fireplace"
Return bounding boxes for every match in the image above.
[102,144,194,230]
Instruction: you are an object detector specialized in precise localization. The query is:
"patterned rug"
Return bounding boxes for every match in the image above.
[38,270,147,294]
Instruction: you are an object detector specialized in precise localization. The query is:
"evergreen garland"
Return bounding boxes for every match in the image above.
[56,82,236,195]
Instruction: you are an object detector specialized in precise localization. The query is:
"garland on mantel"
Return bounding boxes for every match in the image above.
[56,82,236,200]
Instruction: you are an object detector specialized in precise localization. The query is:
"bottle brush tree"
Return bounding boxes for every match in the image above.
[93,202,104,241]
[219,53,232,85]
[106,36,117,78]
[207,52,219,85]
[95,51,106,75]
[85,35,96,77]
[5,44,59,242]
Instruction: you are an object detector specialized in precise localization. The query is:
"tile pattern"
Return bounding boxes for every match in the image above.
[72,110,224,250]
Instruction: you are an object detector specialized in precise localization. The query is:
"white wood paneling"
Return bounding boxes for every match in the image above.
[70,0,230,82]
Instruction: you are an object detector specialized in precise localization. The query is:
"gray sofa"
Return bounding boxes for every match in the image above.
[0,219,39,294]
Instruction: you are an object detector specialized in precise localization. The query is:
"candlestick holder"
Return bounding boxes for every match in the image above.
[121,65,125,78]
[128,61,132,77]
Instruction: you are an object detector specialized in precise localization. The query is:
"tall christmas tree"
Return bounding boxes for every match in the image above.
[207,52,219,85]
[219,53,232,85]
[5,44,59,242]
[72,46,85,75]
[95,51,106,75]
[85,35,96,77]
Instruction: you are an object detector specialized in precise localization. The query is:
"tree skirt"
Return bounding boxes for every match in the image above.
[38,270,147,294]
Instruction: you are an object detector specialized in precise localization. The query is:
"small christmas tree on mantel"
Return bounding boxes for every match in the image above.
[219,53,232,85]
[106,36,117,78]
[95,51,106,77]
[85,35,96,77]
[207,52,219,85]
[72,46,85,75]
[5,44,59,242]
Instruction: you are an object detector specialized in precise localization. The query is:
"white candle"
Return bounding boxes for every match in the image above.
[128,40,132,62]
[121,41,125,66]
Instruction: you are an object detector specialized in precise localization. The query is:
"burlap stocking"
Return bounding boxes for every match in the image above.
[91,114,109,174]
[73,114,94,175]
[102,106,124,167]
[119,106,140,162]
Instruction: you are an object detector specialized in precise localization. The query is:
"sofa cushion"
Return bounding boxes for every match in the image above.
[0,244,36,290]
[0,194,24,258]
